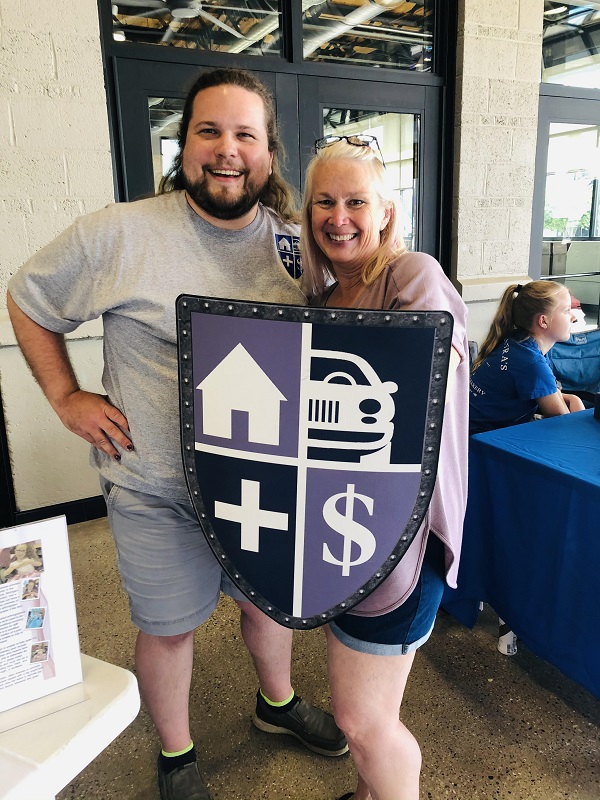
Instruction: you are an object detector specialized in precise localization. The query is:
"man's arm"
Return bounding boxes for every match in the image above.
[7,291,132,460]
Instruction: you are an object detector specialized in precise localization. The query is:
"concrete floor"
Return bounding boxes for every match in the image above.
[56,517,600,800]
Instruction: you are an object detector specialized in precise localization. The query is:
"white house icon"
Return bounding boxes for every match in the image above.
[197,343,287,445]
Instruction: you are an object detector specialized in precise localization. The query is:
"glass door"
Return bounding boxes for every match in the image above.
[319,107,419,251]
[111,62,442,258]
[531,95,600,328]
[298,76,440,256]
[112,59,300,201]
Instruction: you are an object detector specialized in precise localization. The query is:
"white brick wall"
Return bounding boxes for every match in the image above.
[0,0,114,299]
[0,0,113,510]
[454,0,544,326]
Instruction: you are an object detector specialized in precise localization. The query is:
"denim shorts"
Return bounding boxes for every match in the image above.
[101,478,246,636]
[328,534,446,656]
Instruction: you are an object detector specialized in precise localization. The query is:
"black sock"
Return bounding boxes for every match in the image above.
[159,745,196,775]
[258,689,300,713]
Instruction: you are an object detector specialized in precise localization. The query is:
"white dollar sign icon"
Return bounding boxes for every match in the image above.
[322,484,376,576]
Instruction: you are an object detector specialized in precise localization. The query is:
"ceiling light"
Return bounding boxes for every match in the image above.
[170,1,201,18]
[171,8,199,19]
[544,5,569,15]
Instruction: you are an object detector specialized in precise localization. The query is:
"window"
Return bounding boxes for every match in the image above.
[149,97,185,192]
[543,122,600,240]
[534,2,600,331]
[542,1,600,89]
[111,1,285,57]
[109,1,435,72]
[302,0,434,71]
[322,108,419,249]
[534,110,600,329]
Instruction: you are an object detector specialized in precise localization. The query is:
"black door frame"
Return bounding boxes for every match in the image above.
[0,390,17,528]
[297,75,441,256]
[112,60,442,258]
[112,60,302,202]
[100,0,453,258]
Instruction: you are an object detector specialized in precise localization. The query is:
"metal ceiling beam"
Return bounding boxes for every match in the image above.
[226,0,323,53]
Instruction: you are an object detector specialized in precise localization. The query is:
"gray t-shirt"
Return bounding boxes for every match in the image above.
[9,191,306,501]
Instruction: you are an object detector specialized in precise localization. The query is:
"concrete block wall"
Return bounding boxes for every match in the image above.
[453,0,544,343]
[0,0,113,510]
[0,0,114,296]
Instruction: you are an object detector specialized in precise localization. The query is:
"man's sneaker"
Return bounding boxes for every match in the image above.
[252,692,348,757]
[157,757,213,800]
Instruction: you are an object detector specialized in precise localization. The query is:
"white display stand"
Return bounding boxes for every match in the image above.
[0,653,140,800]
[0,517,82,714]
[0,517,140,797]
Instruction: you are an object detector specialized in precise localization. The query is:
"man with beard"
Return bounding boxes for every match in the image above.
[7,68,346,800]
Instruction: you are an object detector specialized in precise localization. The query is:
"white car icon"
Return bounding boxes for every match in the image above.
[307,349,398,458]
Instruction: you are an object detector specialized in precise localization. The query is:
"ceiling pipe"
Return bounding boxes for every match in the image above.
[161,19,182,43]
[226,0,323,53]
[150,112,182,133]
[303,0,414,58]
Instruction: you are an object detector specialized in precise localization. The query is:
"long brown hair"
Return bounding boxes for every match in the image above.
[300,140,405,297]
[159,67,299,223]
[473,280,567,371]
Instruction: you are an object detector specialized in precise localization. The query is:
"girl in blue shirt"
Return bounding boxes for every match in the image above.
[469,280,585,435]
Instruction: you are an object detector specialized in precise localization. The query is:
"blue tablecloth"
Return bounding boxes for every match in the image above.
[443,409,600,698]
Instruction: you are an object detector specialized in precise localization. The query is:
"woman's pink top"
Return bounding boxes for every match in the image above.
[316,251,469,615]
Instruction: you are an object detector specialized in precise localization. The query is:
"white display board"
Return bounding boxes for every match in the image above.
[0,517,82,716]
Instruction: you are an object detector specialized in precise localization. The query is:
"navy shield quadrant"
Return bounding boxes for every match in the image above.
[177,298,452,629]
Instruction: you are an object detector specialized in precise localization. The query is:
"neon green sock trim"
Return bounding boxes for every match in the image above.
[161,741,194,758]
[260,689,295,707]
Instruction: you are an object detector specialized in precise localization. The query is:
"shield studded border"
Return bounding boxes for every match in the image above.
[177,296,453,629]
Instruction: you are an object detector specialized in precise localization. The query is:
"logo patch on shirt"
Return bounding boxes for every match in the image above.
[275,234,302,279]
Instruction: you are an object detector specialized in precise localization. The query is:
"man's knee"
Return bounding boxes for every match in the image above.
[137,628,195,651]
[236,599,275,628]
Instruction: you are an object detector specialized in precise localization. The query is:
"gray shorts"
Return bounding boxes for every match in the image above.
[101,478,246,636]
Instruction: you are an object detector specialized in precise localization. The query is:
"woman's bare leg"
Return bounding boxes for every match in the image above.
[325,627,421,800]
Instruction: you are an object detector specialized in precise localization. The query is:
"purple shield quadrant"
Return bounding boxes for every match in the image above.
[300,468,422,618]
[192,312,303,458]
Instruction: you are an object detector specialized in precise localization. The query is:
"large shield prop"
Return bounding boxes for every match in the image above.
[177,296,452,629]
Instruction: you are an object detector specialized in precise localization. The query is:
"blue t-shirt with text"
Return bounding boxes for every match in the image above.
[469,334,558,435]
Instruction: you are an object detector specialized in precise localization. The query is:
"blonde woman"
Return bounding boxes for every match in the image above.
[301,136,469,800]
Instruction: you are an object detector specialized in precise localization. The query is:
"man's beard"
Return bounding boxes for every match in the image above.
[182,167,269,221]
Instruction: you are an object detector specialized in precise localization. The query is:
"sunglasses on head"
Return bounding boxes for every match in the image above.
[314,134,386,168]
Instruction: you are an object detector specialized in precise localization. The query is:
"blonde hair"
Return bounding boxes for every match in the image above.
[300,140,406,297]
[473,280,568,371]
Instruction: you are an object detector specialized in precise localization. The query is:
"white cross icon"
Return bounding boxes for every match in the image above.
[214,479,289,552]
[280,252,293,269]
